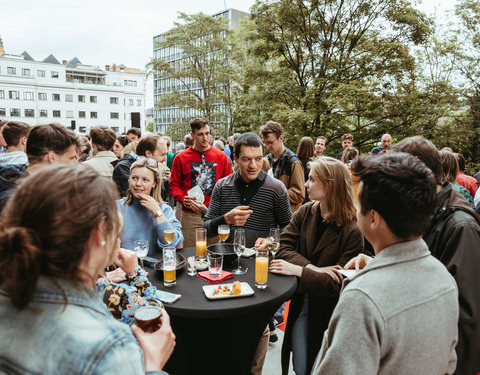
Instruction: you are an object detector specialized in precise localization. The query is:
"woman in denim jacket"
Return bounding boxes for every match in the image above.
[0,165,175,374]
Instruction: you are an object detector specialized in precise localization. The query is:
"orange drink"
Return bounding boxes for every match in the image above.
[164,229,174,244]
[163,267,176,283]
[218,232,229,241]
[196,241,207,258]
[255,250,269,289]
[163,246,176,287]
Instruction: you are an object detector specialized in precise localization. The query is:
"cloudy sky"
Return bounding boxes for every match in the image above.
[1,0,452,107]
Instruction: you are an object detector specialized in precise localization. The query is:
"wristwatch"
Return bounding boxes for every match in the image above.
[154,210,164,218]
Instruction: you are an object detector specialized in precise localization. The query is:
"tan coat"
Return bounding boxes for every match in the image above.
[84,151,117,178]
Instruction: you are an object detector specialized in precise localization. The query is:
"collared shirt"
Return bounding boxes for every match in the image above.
[234,170,266,206]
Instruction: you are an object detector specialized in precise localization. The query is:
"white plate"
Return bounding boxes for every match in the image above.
[242,248,256,258]
[203,282,255,300]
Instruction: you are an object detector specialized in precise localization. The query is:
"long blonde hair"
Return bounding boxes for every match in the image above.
[308,157,356,226]
[125,159,163,205]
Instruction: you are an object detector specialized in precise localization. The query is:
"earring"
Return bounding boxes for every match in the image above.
[101,241,106,246]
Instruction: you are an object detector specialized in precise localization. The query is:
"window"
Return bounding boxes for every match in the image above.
[7,67,16,75]
[37,70,45,77]
[9,91,20,100]
[79,126,86,133]
[0,90,4,99]
[66,111,74,118]
[0,108,5,117]
[90,96,97,103]
[10,108,20,117]
[90,112,97,119]
[124,80,137,86]
[51,71,59,78]
[110,112,119,119]
[40,110,48,117]
[52,93,60,101]
[65,94,73,102]
[110,97,119,104]
[53,110,61,118]
[137,99,142,106]
[129,99,133,106]
[38,92,47,100]
[79,111,86,118]
[24,109,35,117]
[78,95,85,102]
[22,68,31,76]
[24,92,34,100]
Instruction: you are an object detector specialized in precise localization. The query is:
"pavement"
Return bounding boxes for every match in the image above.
[262,329,295,375]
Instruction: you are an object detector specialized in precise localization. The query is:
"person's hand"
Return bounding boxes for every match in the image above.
[189,199,206,214]
[344,254,372,272]
[115,248,139,274]
[254,237,270,250]
[305,264,344,284]
[162,166,171,181]
[131,309,176,372]
[182,195,196,210]
[224,206,253,226]
[270,259,302,277]
[138,193,161,215]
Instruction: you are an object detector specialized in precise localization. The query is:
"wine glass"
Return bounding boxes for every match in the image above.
[268,228,280,259]
[218,224,230,244]
[233,229,247,275]
[164,223,174,245]
[134,240,149,268]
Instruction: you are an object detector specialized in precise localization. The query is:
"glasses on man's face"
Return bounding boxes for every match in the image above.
[263,138,277,147]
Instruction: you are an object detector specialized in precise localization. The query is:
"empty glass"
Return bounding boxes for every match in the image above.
[207,253,223,278]
[233,229,247,275]
[134,240,149,268]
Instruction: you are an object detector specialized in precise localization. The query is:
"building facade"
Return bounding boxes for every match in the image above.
[152,8,248,135]
[0,39,146,135]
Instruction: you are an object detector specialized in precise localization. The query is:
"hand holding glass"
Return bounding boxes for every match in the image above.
[233,229,247,275]
[134,240,149,268]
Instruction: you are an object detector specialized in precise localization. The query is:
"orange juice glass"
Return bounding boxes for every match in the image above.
[255,249,269,289]
[196,228,207,260]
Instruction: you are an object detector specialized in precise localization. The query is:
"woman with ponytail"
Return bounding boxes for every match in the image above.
[0,165,175,374]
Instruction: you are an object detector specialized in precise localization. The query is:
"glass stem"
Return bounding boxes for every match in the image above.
[140,258,144,269]
[238,255,241,270]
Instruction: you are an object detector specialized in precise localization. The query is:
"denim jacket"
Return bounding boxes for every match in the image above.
[0,277,166,375]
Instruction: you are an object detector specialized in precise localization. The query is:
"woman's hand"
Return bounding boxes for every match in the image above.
[305,264,344,284]
[270,259,302,277]
[131,309,176,372]
[344,254,372,272]
[254,237,270,250]
[138,193,161,216]
[115,248,138,274]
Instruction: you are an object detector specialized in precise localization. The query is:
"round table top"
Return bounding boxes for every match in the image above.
[147,247,297,318]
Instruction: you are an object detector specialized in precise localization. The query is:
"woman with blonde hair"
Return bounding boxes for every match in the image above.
[270,157,363,375]
[117,158,183,255]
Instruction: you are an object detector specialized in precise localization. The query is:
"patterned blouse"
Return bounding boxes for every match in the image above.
[96,266,157,326]
[451,182,475,209]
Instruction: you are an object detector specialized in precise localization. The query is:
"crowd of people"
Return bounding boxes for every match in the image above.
[0,117,479,374]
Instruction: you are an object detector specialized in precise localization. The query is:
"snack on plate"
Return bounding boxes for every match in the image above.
[232,281,241,295]
[212,285,234,296]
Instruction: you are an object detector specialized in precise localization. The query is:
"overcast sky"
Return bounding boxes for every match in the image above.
[1,0,453,107]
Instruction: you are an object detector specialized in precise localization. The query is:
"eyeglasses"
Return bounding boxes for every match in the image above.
[136,156,158,167]
[263,139,278,147]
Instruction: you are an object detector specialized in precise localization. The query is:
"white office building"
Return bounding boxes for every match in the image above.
[0,37,146,134]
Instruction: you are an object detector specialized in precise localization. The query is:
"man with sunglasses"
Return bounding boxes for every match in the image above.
[170,118,232,247]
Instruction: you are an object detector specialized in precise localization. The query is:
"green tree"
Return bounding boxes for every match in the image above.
[146,121,154,133]
[149,12,234,136]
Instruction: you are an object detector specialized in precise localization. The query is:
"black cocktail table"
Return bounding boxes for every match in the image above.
[147,247,297,375]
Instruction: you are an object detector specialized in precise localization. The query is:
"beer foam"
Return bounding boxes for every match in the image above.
[134,306,161,321]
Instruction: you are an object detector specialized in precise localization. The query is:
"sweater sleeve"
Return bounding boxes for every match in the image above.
[203,183,226,237]
[169,153,186,204]
[274,185,293,230]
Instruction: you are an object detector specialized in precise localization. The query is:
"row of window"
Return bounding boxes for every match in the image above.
[0,90,141,106]
[0,108,121,119]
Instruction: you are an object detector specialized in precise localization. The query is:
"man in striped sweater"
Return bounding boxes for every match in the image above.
[204,132,292,248]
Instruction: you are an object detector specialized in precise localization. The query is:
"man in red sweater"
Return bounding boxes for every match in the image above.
[170,118,232,247]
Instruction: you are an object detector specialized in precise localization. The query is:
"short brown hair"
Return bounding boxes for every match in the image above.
[136,135,165,157]
[27,123,80,165]
[90,126,116,151]
[2,121,30,147]
[341,146,359,164]
[308,157,357,226]
[316,136,328,143]
[456,153,466,172]
[391,136,442,185]
[190,118,209,133]
[341,133,354,142]
[296,137,314,159]
[0,164,121,310]
[440,150,459,184]
[127,128,141,138]
[259,121,284,139]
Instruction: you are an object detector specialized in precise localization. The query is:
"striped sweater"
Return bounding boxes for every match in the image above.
[204,171,293,247]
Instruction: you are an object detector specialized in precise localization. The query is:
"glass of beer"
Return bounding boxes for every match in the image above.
[163,246,176,287]
[164,224,175,245]
[196,228,207,260]
[255,249,269,289]
[218,224,230,243]
[134,300,163,333]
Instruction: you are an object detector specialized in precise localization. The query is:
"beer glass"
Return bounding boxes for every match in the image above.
[218,224,230,243]
[163,246,176,287]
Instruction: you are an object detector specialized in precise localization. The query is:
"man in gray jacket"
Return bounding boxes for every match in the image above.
[312,152,459,374]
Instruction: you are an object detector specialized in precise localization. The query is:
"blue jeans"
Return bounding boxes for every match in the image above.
[292,296,309,375]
